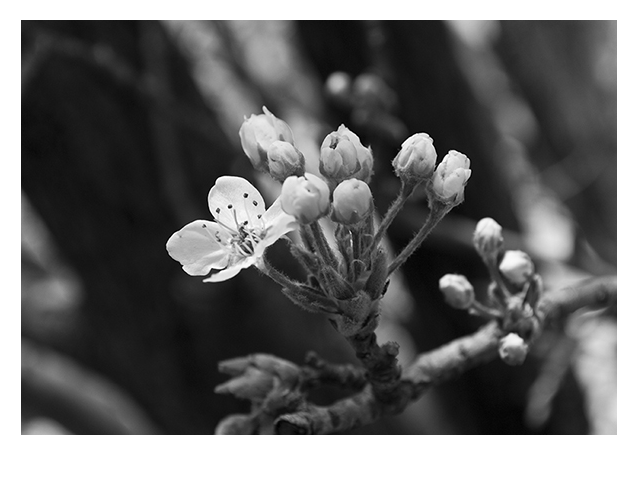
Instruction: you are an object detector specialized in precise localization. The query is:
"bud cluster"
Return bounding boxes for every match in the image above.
[239,106,305,181]
[214,354,304,434]
[437,217,542,366]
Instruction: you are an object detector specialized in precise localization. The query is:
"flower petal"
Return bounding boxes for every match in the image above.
[203,257,255,283]
[208,176,267,231]
[166,220,231,276]
[260,198,299,248]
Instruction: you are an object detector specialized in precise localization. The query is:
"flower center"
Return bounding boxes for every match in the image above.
[231,224,264,257]
[210,192,268,258]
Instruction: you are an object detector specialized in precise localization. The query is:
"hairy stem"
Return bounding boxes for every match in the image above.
[306,221,340,269]
[369,182,417,254]
[388,203,451,275]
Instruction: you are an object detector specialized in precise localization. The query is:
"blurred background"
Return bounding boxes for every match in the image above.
[21,20,616,434]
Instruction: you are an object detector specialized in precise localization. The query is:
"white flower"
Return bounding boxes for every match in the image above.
[166,176,298,282]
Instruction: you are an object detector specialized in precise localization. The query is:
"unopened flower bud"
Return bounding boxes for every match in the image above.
[280,173,330,224]
[239,106,295,173]
[331,178,373,225]
[339,125,374,183]
[392,133,437,183]
[214,367,274,401]
[430,150,472,205]
[499,250,534,286]
[438,274,475,309]
[473,217,504,262]
[319,125,373,184]
[498,333,529,366]
[267,141,305,181]
[218,356,251,376]
[320,132,359,180]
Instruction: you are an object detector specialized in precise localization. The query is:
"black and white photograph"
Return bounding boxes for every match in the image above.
[18,13,625,475]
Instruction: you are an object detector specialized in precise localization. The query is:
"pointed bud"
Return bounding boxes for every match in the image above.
[218,356,251,376]
[280,173,331,224]
[267,140,305,181]
[239,106,295,173]
[499,250,534,286]
[498,333,529,366]
[430,150,472,205]
[214,367,274,401]
[251,354,301,386]
[331,178,373,225]
[473,217,504,262]
[392,133,437,183]
[439,274,475,310]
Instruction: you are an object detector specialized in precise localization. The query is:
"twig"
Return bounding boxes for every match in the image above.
[273,275,617,434]
[536,275,617,327]
[388,203,452,275]
[301,352,368,391]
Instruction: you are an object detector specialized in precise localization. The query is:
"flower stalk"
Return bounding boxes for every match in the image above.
[388,202,452,275]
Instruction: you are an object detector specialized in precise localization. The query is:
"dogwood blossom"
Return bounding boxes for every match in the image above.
[166,176,298,282]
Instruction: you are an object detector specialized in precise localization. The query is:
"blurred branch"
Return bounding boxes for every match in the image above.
[21,24,227,147]
[22,338,161,434]
[537,275,616,328]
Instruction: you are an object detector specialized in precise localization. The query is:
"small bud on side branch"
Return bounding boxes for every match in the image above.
[439,274,475,310]
[270,276,616,434]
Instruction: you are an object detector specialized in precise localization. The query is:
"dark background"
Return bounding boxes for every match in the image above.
[21,20,616,434]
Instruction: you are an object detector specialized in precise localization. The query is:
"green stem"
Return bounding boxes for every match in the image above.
[388,203,451,275]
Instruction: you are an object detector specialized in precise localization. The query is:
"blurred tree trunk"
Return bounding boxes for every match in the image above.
[495,20,617,268]
[21,20,343,434]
